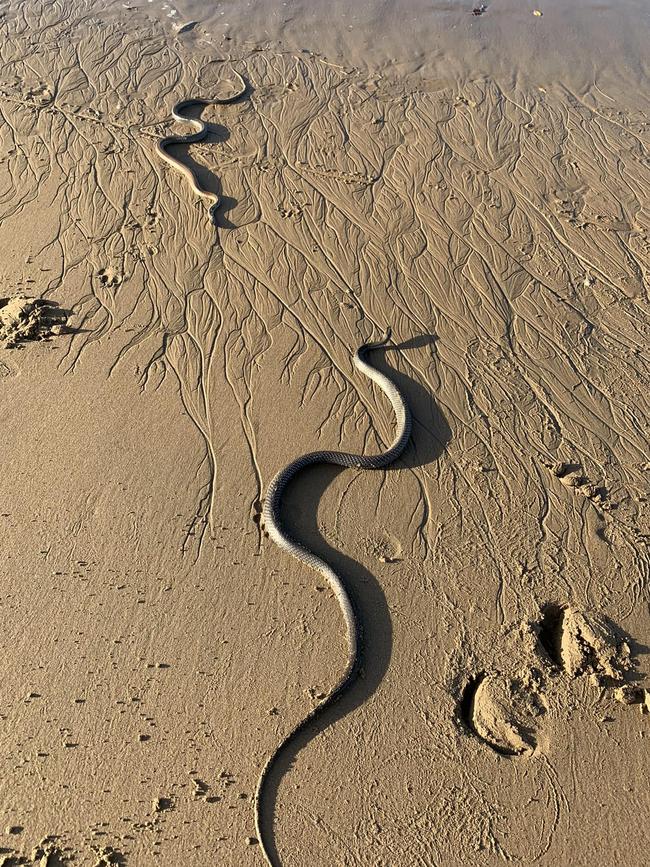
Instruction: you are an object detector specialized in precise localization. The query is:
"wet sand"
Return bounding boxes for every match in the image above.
[0,1,648,864]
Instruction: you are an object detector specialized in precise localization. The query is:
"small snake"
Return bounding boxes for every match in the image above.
[255,328,412,866]
[155,70,246,223]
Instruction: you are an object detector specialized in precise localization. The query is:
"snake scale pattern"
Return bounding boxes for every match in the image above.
[155,71,246,224]
[255,330,412,865]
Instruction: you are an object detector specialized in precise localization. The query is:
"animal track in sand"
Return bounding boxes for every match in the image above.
[535,603,649,707]
[542,459,611,510]
[97,267,122,288]
[462,605,648,757]
[460,670,547,757]
[276,203,303,220]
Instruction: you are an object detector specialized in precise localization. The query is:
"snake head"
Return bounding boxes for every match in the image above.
[358,328,392,354]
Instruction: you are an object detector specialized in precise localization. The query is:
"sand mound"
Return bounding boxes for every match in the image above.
[558,608,632,683]
[538,605,634,683]
[0,295,67,348]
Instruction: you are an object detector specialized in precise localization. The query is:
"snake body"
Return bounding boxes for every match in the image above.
[255,329,412,866]
[155,71,246,223]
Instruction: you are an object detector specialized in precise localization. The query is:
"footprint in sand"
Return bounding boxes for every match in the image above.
[97,266,122,287]
[461,669,547,756]
[536,603,649,707]
[462,604,648,756]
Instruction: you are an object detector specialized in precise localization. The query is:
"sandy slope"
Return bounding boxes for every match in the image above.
[0,1,648,864]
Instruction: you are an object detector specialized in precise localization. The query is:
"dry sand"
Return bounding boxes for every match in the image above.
[0,0,649,864]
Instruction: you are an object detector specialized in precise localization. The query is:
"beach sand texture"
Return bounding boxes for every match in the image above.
[0,0,648,864]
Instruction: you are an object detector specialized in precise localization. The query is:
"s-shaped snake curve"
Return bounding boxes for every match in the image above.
[255,329,412,866]
[155,70,246,224]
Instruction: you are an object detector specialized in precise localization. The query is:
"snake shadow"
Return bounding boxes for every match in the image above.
[260,333,451,862]
[165,84,251,229]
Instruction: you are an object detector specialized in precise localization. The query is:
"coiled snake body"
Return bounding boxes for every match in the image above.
[155,71,246,223]
[256,330,412,866]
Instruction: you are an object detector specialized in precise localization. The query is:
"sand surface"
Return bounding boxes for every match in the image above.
[0,0,649,864]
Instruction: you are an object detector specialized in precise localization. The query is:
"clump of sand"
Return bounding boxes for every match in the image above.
[559,607,649,706]
[0,294,67,348]
[558,607,632,683]
[537,605,648,707]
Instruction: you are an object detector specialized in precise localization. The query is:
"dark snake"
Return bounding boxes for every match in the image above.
[255,329,412,865]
